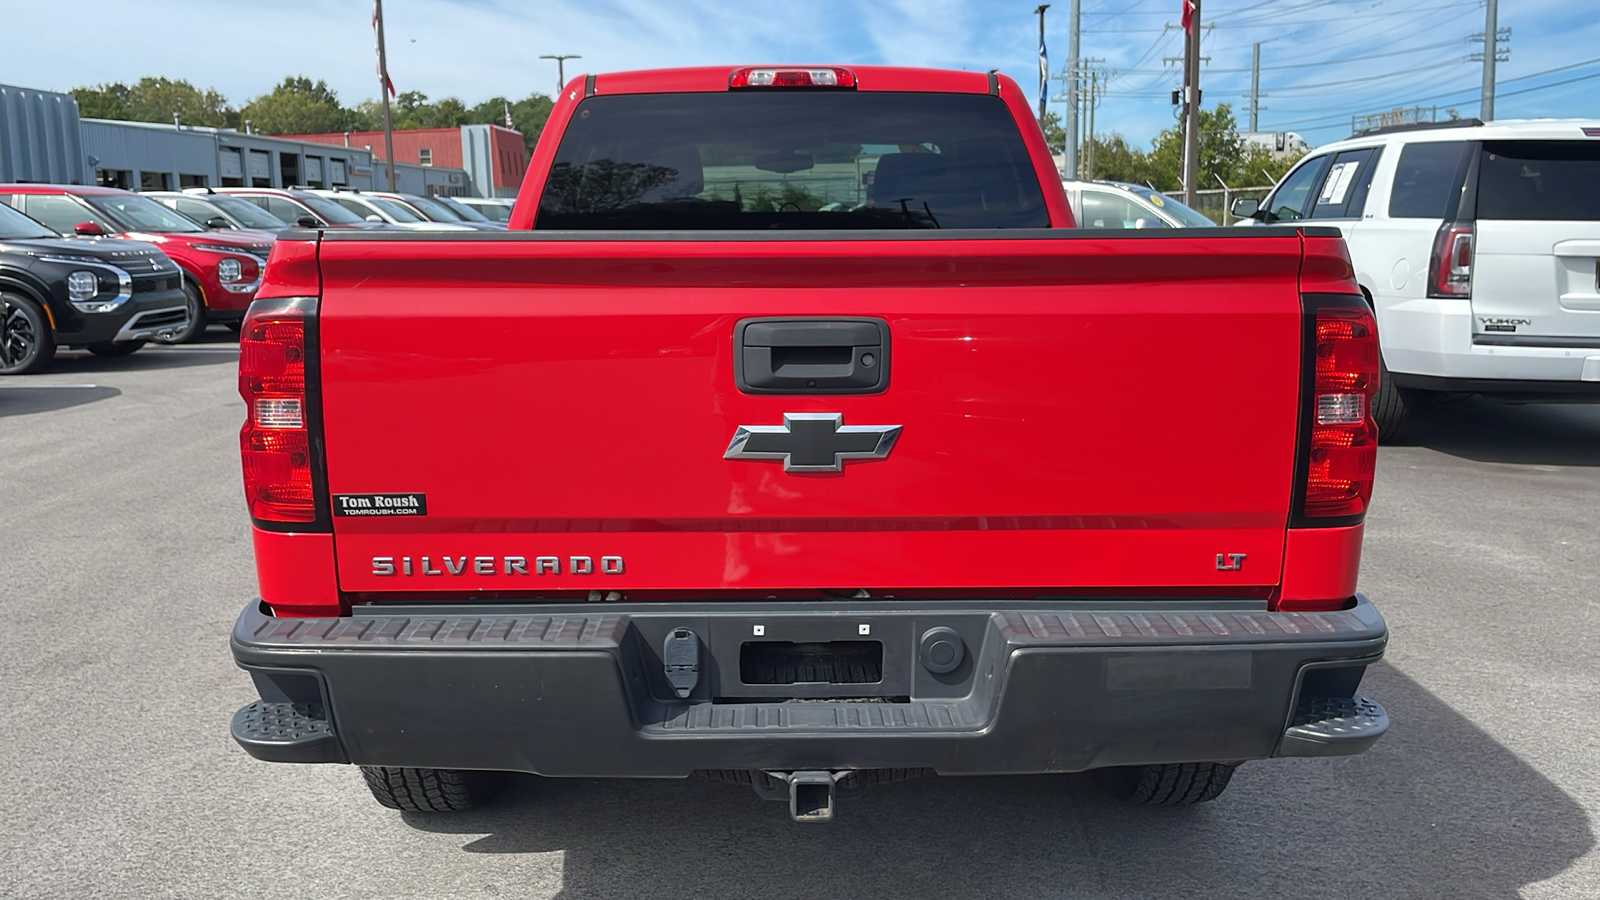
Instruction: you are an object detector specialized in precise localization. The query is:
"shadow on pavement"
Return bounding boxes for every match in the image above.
[1402,396,1600,467]
[44,346,238,375]
[400,664,1591,899]
[0,384,121,418]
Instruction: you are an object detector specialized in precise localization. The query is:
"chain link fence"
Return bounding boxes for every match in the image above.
[1190,186,1273,225]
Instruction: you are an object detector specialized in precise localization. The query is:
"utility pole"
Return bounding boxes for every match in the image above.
[1478,0,1503,120]
[374,0,396,191]
[1181,0,1202,206]
[1035,5,1050,120]
[1062,0,1080,178]
[1249,42,1261,132]
[540,54,582,95]
[1086,69,1097,179]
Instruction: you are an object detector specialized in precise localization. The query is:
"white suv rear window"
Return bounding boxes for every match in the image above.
[1477,141,1600,221]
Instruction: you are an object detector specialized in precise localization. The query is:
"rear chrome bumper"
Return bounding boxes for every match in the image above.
[230,594,1388,775]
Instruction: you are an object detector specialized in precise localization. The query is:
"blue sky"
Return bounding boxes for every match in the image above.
[2,0,1596,155]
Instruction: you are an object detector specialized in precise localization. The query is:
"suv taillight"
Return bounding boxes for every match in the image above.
[1295,296,1379,523]
[1427,221,1473,298]
[239,296,321,524]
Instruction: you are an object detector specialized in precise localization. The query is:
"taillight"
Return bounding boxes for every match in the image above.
[239,296,321,524]
[1295,296,1379,523]
[1427,221,1473,298]
[729,67,858,89]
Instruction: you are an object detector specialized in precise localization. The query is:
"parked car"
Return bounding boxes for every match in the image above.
[0,201,188,374]
[209,187,384,231]
[229,65,1387,821]
[0,185,274,342]
[450,196,514,223]
[367,191,506,230]
[427,195,504,227]
[145,190,294,234]
[1233,119,1600,437]
[305,189,477,231]
[1063,180,1216,229]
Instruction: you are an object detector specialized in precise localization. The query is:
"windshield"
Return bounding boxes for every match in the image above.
[209,195,289,229]
[436,196,492,222]
[465,200,511,222]
[402,195,463,221]
[367,197,424,222]
[538,92,1050,230]
[1128,187,1215,227]
[296,194,366,224]
[86,194,204,233]
[0,203,56,240]
[1478,141,1600,221]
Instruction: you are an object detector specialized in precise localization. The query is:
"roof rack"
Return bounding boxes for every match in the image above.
[1354,118,1484,138]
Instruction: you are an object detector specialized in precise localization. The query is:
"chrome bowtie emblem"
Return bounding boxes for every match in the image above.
[724,413,901,473]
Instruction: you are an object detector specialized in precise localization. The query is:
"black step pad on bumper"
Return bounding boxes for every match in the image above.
[231,700,344,763]
[230,595,1388,775]
[1278,694,1389,757]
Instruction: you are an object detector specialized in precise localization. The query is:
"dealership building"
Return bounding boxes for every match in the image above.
[1,83,501,198]
[276,125,526,199]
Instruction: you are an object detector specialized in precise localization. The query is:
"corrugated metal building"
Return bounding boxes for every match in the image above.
[0,83,87,184]
[81,119,217,190]
[1,83,478,197]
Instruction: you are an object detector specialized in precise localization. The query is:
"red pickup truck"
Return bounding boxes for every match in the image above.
[229,66,1388,822]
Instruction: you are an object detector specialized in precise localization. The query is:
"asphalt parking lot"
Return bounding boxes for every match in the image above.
[3,336,1600,900]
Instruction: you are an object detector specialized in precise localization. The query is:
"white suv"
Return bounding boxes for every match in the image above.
[1234,119,1600,437]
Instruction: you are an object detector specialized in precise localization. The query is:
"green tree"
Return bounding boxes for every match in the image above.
[468,93,555,155]
[71,83,132,120]
[72,77,233,127]
[240,77,350,134]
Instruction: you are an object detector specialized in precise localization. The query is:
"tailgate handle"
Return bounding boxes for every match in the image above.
[735,318,889,394]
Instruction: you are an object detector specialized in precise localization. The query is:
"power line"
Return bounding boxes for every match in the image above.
[1263,64,1600,130]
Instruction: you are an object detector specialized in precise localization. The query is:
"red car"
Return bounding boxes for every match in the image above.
[229,65,1387,822]
[0,185,275,341]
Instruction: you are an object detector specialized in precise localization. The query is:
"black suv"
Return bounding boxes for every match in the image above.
[0,202,189,374]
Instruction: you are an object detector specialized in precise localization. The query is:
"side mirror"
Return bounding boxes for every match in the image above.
[73,221,105,236]
[1230,197,1261,219]
[365,214,384,223]
[295,215,322,228]
[205,216,234,229]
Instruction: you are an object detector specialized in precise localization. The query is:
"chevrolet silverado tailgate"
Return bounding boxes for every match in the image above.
[317,233,1306,597]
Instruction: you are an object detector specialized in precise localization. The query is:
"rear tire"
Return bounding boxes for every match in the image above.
[1372,356,1413,442]
[1104,762,1238,806]
[0,292,55,375]
[156,281,208,344]
[86,340,146,358]
[358,766,496,812]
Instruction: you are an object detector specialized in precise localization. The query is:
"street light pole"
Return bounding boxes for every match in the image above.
[540,54,582,95]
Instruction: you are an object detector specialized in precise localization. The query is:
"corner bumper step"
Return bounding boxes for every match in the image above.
[231,700,346,764]
[1277,693,1388,758]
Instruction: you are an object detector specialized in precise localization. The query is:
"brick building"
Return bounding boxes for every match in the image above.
[278,124,526,198]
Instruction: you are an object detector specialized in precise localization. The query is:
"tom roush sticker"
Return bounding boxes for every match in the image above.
[334,493,428,517]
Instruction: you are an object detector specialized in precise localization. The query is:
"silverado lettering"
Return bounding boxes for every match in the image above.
[229,64,1390,823]
[371,555,626,576]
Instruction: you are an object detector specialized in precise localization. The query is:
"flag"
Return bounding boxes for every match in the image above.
[373,1,396,98]
[1181,0,1196,34]
[504,100,514,129]
[1038,29,1048,113]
